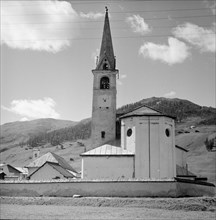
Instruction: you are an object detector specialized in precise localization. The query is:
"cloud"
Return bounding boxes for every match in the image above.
[126,14,151,35]
[203,0,216,15]
[139,37,190,65]
[2,97,60,120]
[173,23,216,53]
[80,12,103,20]
[117,74,127,86]
[20,117,29,122]
[91,48,100,67]
[120,74,127,79]
[1,0,78,52]
[163,91,176,98]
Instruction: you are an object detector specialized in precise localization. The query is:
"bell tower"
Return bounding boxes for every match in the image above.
[91,7,118,147]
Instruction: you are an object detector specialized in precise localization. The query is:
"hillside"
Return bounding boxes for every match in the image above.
[0,118,77,151]
[175,125,216,183]
[117,97,216,125]
[0,97,215,182]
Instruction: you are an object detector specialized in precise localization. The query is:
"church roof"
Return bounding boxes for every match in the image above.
[175,145,188,152]
[26,152,77,173]
[120,105,176,119]
[81,144,134,156]
[96,7,115,70]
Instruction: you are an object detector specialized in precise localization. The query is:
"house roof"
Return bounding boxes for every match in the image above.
[175,145,188,152]
[81,144,134,156]
[3,164,22,174]
[26,152,77,173]
[119,105,176,120]
[28,161,75,179]
[15,167,28,174]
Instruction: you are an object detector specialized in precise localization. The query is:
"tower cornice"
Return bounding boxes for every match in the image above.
[92,69,119,74]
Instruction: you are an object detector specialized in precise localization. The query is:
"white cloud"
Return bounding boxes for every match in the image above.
[163,91,176,98]
[126,14,151,35]
[1,0,78,53]
[91,48,100,67]
[173,23,216,52]
[139,37,190,65]
[117,74,127,86]
[203,0,216,15]
[120,74,127,79]
[20,117,29,122]
[80,12,104,20]
[2,97,60,120]
[117,80,123,86]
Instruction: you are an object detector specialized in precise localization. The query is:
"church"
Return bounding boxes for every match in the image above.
[80,8,189,181]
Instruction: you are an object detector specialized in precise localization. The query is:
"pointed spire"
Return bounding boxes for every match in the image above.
[96,7,115,70]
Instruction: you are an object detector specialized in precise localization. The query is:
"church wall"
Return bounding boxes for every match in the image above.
[81,156,134,179]
[1,180,214,197]
[159,117,167,178]
[92,70,117,90]
[26,167,38,175]
[150,117,160,179]
[135,117,149,179]
[121,115,176,180]
[121,117,136,153]
[159,117,176,178]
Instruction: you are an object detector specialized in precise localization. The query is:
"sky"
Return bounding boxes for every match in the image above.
[1,0,215,125]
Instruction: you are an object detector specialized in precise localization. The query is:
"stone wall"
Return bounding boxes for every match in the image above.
[0,180,214,197]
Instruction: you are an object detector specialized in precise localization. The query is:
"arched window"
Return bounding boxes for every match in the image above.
[100,77,110,89]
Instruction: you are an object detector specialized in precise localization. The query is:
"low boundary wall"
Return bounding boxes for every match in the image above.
[0,180,214,197]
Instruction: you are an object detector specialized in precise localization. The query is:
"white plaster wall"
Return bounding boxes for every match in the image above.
[27,167,38,175]
[158,117,176,179]
[82,156,134,179]
[121,117,136,153]
[135,117,149,179]
[30,164,65,181]
[150,118,160,179]
[121,115,176,180]
[176,148,186,168]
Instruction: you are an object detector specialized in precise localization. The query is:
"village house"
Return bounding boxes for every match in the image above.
[26,151,78,181]
[0,163,22,180]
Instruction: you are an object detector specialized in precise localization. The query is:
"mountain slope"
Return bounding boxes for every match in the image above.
[175,126,216,183]
[117,97,216,124]
[0,118,77,151]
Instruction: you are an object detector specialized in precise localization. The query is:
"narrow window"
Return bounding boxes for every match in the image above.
[103,63,108,70]
[101,131,105,138]
[100,77,110,89]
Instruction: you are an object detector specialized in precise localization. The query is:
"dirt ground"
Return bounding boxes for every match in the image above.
[0,196,215,220]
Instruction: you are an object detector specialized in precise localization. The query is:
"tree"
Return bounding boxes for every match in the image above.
[204,138,216,152]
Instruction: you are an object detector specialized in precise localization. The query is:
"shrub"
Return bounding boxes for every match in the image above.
[204,138,215,152]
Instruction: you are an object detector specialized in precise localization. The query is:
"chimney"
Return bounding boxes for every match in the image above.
[33,148,40,160]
